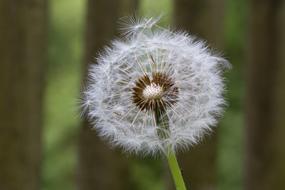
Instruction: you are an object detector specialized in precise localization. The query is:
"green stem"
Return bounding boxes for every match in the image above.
[166,150,187,190]
[154,108,188,190]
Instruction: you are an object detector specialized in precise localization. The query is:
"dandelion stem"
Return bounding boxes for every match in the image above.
[154,108,187,190]
[166,150,187,190]
[154,108,169,139]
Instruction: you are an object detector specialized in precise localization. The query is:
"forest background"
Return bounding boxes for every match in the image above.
[0,0,284,190]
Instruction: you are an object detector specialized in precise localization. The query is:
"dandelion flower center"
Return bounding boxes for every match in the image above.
[143,83,163,99]
[132,72,179,112]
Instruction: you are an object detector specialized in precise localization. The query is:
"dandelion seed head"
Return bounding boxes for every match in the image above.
[83,17,230,155]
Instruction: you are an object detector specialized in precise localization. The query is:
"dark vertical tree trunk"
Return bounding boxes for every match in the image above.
[173,0,225,48]
[78,1,138,190]
[173,0,225,190]
[245,0,285,190]
[0,0,47,190]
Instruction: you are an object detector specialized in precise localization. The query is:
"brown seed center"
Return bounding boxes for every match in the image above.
[132,72,179,111]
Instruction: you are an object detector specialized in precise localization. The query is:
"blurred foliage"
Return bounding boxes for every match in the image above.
[43,0,85,190]
[43,0,245,189]
[140,0,172,25]
[217,1,247,190]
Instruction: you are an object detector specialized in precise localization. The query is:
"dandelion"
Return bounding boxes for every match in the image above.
[82,17,230,190]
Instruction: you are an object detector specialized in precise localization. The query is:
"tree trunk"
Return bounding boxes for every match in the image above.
[245,0,285,190]
[77,1,138,190]
[173,0,225,48]
[0,0,47,190]
[173,0,225,190]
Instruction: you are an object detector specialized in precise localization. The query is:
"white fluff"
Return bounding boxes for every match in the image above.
[83,17,230,155]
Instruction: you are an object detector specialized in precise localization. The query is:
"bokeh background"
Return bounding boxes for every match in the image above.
[1,0,284,190]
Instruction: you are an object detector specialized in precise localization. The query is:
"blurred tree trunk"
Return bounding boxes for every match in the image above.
[245,0,285,190]
[173,0,225,190]
[173,0,225,48]
[78,1,138,190]
[0,0,47,190]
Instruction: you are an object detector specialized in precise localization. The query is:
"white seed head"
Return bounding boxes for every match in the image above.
[82,17,230,155]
